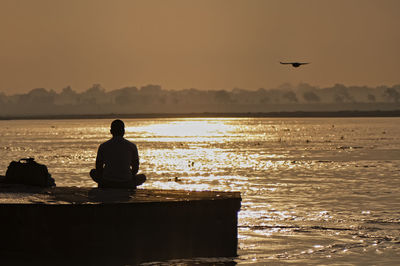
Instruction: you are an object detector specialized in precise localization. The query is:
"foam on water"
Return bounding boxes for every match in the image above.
[0,117,399,264]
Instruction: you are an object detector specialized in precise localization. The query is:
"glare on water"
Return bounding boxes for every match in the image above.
[0,117,400,265]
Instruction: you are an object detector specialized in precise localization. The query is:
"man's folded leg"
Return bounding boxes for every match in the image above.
[134,174,146,187]
[90,169,102,183]
[91,169,146,188]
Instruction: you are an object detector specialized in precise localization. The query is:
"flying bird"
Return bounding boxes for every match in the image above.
[280,62,310,68]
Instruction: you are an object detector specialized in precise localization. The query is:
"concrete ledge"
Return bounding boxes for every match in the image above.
[0,185,241,264]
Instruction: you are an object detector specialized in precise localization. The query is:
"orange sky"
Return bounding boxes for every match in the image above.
[0,0,399,93]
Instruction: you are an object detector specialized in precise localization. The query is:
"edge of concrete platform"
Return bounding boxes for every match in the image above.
[0,185,241,264]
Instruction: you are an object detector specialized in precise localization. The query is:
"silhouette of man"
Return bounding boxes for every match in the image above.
[90,119,146,188]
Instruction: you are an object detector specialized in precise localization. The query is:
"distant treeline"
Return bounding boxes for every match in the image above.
[3,110,400,120]
[1,83,400,116]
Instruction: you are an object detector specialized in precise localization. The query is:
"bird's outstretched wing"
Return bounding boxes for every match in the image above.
[280,62,310,67]
[280,62,310,65]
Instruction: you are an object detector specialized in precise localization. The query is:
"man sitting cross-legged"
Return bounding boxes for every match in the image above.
[90,119,146,189]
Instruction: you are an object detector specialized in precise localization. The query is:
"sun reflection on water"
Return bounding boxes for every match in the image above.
[126,118,236,138]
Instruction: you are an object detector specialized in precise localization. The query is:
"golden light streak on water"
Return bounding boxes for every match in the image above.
[126,118,236,138]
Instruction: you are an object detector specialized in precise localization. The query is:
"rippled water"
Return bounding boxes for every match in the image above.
[1,117,400,265]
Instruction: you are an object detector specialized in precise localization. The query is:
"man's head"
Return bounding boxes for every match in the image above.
[110,119,125,137]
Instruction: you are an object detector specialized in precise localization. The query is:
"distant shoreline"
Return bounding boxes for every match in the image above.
[1,110,400,120]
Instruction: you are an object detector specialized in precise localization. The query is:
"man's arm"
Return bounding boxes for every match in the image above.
[95,145,104,178]
[131,145,139,175]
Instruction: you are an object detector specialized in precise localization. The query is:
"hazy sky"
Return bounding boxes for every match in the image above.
[1,0,399,93]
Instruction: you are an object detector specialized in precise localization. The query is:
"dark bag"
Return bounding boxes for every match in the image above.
[4,158,56,187]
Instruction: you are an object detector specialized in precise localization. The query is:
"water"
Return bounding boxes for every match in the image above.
[1,117,400,265]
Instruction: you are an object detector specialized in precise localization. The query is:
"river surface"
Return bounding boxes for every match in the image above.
[0,117,399,265]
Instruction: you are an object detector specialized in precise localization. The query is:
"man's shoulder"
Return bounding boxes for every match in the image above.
[99,138,113,147]
[122,138,137,148]
[98,138,116,150]
[103,137,136,146]
[99,137,136,149]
